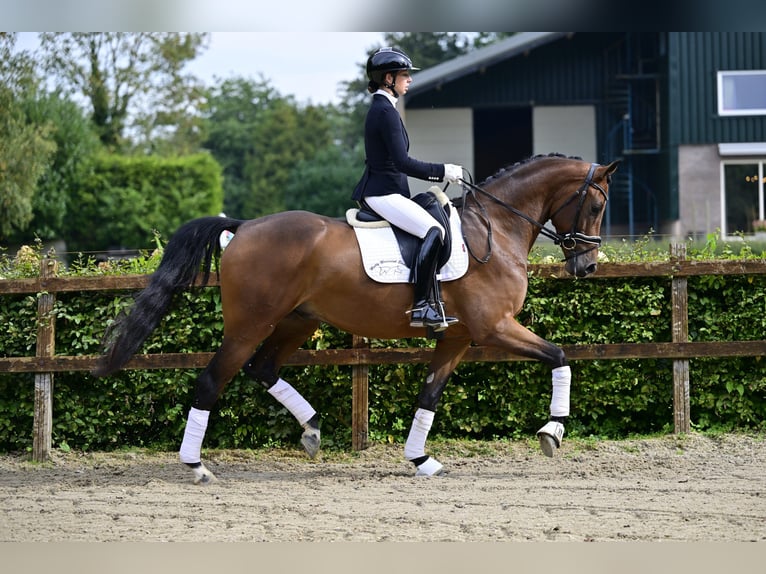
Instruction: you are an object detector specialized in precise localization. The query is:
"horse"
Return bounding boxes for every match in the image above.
[93,153,619,483]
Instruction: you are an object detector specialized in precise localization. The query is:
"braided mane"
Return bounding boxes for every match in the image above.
[480,152,583,186]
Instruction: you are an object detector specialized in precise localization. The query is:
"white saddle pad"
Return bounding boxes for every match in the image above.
[347,203,469,284]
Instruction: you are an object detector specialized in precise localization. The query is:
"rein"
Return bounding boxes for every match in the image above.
[457,163,608,264]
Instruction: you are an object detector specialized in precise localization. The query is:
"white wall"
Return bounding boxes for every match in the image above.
[403,107,474,197]
[678,144,722,238]
[532,105,597,162]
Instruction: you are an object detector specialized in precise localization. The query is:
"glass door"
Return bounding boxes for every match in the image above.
[722,161,765,236]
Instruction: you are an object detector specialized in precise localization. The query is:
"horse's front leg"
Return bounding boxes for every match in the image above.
[536,363,570,457]
[475,317,570,457]
[404,337,471,476]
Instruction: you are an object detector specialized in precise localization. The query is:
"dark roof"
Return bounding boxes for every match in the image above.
[405,32,571,97]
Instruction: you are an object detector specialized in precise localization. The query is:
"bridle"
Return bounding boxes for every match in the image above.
[457,162,610,264]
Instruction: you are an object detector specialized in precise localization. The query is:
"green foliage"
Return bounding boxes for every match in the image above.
[284,145,365,217]
[7,91,102,243]
[383,32,475,70]
[203,77,333,220]
[63,153,223,253]
[0,85,57,240]
[39,33,209,152]
[0,243,764,453]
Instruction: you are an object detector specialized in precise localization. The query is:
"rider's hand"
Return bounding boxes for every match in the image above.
[443,164,463,183]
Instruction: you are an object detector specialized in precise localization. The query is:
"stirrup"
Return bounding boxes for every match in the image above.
[408,305,458,330]
[432,299,459,331]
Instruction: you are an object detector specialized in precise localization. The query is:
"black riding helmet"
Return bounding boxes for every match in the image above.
[366,47,419,97]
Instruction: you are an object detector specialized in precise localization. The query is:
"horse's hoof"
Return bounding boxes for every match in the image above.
[414,456,444,477]
[187,462,218,485]
[536,421,564,457]
[301,427,321,459]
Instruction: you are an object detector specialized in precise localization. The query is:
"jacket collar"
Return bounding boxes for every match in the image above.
[373,89,398,107]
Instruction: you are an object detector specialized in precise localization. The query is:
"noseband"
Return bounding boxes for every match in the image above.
[458,162,609,263]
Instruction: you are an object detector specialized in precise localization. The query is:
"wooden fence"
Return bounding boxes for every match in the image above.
[2,248,766,461]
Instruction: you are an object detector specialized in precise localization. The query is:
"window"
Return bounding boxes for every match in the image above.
[717,71,766,116]
[721,160,766,235]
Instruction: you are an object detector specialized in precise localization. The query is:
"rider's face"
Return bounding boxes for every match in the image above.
[394,71,412,94]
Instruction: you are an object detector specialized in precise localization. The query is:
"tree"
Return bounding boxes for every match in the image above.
[13,92,102,243]
[39,33,209,152]
[203,76,333,219]
[284,144,365,217]
[0,33,57,241]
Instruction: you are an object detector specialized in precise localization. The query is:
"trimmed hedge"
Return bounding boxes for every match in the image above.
[1,249,765,453]
[63,153,223,253]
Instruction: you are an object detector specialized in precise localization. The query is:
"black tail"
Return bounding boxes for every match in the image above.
[92,216,246,377]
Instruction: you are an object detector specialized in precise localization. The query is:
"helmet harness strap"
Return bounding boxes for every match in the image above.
[385,71,399,98]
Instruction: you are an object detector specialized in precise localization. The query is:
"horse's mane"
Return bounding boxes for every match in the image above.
[479,152,583,186]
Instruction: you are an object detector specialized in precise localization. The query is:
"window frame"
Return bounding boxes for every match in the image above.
[717,70,766,117]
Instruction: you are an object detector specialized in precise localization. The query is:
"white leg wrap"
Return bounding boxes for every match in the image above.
[267,378,316,426]
[550,366,571,417]
[179,407,210,464]
[404,408,435,460]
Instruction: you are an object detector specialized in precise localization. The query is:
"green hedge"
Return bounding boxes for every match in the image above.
[63,153,223,253]
[1,245,765,453]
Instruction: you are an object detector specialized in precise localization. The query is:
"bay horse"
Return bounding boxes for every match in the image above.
[93,153,619,483]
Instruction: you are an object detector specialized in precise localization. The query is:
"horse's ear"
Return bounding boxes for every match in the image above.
[603,159,621,175]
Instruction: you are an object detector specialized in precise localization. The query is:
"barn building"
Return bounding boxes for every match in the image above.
[403,32,766,240]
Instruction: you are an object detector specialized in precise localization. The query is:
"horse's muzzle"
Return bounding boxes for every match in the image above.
[565,254,598,278]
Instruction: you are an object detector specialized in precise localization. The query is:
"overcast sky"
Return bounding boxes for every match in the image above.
[187,32,386,105]
[15,32,387,106]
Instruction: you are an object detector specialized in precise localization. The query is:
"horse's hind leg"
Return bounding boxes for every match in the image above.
[179,335,261,484]
[241,314,322,458]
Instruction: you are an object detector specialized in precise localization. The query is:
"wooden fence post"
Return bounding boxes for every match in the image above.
[33,257,58,461]
[670,242,691,433]
[351,335,369,450]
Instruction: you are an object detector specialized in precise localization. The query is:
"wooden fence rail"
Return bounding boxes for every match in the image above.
[2,250,766,460]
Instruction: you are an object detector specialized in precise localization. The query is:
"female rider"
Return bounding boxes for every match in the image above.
[352,47,463,330]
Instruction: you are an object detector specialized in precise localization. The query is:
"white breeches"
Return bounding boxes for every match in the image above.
[365,194,445,240]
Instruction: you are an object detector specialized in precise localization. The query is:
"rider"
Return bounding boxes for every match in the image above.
[352,47,462,331]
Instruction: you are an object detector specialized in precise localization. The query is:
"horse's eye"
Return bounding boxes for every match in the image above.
[590,202,603,215]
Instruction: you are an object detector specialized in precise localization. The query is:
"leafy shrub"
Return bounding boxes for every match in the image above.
[63,153,223,253]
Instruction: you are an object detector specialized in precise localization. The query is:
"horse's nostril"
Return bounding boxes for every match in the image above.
[585,263,598,275]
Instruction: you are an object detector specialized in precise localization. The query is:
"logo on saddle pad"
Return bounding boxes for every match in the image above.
[346,187,469,284]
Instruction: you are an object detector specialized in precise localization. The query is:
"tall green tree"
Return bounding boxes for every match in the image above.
[203,76,333,219]
[10,92,102,244]
[0,33,57,241]
[39,33,209,153]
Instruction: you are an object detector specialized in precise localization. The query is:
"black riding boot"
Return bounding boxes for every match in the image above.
[408,227,458,331]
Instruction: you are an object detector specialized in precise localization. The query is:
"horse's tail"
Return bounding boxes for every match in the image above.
[92,216,246,377]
